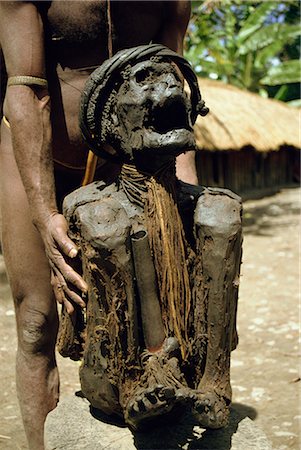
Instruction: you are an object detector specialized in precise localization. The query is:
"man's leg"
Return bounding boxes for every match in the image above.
[176,151,198,185]
[0,122,59,450]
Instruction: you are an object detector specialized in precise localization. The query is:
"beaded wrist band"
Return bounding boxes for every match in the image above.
[7,76,48,88]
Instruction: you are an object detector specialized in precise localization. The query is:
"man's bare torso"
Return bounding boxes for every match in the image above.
[45,0,166,169]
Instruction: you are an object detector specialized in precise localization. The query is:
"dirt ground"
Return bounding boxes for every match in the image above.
[0,186,299,450]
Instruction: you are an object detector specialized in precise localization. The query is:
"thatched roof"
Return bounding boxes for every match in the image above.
[194,78,300,152]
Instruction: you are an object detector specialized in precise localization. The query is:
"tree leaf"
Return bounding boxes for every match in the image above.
[260,60,301,85]
[254,41,285,69]
[274,84,289,101]
[286,99,301,108]
[238,23,300,55]
[259,88,269,98]
[237,2,278,43]
[187,0,300,101]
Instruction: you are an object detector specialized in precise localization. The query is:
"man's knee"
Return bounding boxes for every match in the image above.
[17,300,58,355]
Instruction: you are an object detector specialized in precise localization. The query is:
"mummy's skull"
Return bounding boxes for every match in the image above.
[80,45,208,165]
[112,60,195,160]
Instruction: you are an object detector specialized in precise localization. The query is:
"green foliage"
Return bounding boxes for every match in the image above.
[237,2,278,42]
[185,0,301,102]
[260,59,301,85]
[238,23,300,55]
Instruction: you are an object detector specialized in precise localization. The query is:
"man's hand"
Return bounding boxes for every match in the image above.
[39,213,88,314]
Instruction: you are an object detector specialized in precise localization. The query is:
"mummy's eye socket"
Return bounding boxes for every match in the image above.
[135,68,151,84]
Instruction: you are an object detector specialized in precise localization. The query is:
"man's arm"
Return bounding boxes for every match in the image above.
[0,1,87,312]
[157,0,198,185]
[158,0,191,54]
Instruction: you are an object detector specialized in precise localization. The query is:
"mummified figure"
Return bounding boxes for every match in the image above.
[57,45,243,430]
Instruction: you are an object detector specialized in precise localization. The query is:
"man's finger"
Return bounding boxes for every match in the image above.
[63,282,86,309]
[64,267,88,294]
[52,276,66,305]
[53,267,86,308]
[53,226,78,258]
[52,270,75,314]
[54,257,88,294]
[59,235,78,258]
[63,297,75,315]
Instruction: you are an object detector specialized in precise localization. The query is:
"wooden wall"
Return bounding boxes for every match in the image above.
[196,146,300,196]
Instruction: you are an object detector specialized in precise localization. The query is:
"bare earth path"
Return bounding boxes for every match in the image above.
[0,186,299,450]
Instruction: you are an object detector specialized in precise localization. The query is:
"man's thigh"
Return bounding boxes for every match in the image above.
[0,120,55,323]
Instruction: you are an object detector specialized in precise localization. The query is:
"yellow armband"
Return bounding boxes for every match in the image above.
[7,76,48,89]
[2,116,10,129]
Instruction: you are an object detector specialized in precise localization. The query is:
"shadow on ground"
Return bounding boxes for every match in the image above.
[132,403,257,450]
[90,401,257,450]
[243,197,300,237]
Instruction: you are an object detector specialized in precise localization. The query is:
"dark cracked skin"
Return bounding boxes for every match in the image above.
[0,2,199,448]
